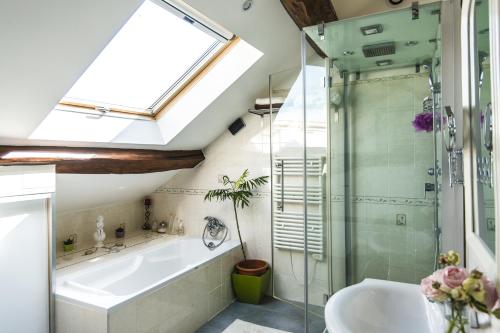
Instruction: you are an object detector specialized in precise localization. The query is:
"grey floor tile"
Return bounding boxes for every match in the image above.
[195,298,325,333]
[196,323,225,333]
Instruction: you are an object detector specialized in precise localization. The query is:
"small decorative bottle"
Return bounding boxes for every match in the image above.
[93,215,106,248]
[177,219,185,236]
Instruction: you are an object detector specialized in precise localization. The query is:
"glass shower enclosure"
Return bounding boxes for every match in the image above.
[270,3,443,332]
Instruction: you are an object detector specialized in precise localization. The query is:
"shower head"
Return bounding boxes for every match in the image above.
[362,42,396,57]
[422,58,433,70]
[330,90,342,107]
[421,58,436,92]
[479,51,489,63]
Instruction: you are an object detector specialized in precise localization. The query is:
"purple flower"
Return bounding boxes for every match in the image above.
[412,112,434,132]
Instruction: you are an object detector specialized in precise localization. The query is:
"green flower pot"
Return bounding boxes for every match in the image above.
[63,243,74,252]
[231,268,271,304]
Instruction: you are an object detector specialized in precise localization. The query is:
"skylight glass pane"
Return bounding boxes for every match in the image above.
[63,0,221,113]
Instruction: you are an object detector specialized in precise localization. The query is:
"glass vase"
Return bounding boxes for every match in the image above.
[444,302,470,333]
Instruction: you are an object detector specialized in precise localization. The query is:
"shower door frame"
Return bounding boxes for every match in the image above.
[268,33,333,333]
[299,0,465,292]
[461,0,499,279]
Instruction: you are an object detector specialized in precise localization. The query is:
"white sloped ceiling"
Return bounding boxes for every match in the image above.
[0,0,300,211]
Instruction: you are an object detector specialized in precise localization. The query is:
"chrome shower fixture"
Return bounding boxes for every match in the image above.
[478,51,489,88]
[423,96,433,113]
[422,58,439,93]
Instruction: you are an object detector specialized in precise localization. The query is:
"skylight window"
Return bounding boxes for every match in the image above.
[61,0,231,116]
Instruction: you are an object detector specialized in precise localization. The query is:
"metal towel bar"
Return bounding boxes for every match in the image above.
[272,156,326,256]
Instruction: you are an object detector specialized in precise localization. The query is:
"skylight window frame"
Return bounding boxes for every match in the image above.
[57,0,234,119]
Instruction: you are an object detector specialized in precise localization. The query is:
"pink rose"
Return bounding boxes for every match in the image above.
[421,270,447,302]
[482,277,499,310]
[442,266,468,289]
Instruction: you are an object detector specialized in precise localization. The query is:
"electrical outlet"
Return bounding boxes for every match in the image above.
[396,214,406,226]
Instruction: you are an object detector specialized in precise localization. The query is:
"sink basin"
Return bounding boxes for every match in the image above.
[324,279,445,333]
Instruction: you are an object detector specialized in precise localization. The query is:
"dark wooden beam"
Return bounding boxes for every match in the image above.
[280,0,338,58]
[0,146,205,174]
[280,0,338,28]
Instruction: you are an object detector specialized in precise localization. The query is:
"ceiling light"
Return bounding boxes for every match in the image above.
[376,60,393,66]
[2,152,96,159]
[360,24,383,36]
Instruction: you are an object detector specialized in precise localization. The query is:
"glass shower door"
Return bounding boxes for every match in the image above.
[270,41,330,332]
[270,67,307,307]
[303,2,442,288]
[302,33,330,332]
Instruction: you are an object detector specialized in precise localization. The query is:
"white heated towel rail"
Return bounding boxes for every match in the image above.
[272,156,326,256]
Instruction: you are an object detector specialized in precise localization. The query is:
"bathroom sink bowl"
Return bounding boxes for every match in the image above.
[325,279,445,333]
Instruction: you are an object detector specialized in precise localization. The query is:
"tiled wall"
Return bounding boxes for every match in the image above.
[330,68,437,284]
[151,113,272,264]
[56,247,242,333]
[56,201,145,255]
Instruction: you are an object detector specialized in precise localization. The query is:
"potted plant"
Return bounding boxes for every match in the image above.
[63,235,75,252]
[115,224,125,238]
[204,169,269,304]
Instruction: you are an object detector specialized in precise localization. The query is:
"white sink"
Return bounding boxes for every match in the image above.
[324,279,445,333]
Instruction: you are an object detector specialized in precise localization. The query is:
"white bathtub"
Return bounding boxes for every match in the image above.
[56,237,240,310]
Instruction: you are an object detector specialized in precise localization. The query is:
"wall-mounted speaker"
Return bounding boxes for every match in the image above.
[228,118,246,135]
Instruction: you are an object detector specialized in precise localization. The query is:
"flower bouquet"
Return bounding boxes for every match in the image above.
[421,251,500,333]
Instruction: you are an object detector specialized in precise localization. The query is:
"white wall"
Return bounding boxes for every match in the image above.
[151,113,272,263]
[56,172,177,213]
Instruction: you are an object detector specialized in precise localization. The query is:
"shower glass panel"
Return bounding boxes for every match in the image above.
[303,2,442,289]
[270,67,306,307]
[302,34,329,329]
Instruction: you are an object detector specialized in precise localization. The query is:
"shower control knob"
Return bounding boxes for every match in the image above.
[427,167,435,176]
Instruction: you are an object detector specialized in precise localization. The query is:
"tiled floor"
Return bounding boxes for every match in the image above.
[196,297,326,333]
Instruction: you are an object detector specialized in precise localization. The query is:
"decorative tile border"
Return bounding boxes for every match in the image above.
[331,194,435,207]
[155,188,433,206]
[332,72,428,88]
[154,186,270,198]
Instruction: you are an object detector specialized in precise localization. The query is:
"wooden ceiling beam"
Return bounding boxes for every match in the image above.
[280,0,338,29]
[0,146,205,174]
[280,0,338,58]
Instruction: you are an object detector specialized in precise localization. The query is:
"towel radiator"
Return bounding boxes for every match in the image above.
[272,156,326,257]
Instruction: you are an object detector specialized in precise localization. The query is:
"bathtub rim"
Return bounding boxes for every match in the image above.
[55,236,241,312]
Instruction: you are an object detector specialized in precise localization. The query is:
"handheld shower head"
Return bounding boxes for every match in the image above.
[422,58,433,70]
[421,58,436,92]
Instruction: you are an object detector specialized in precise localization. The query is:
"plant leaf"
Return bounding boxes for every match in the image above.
[204,170,268,209]
[204,189,231,202]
